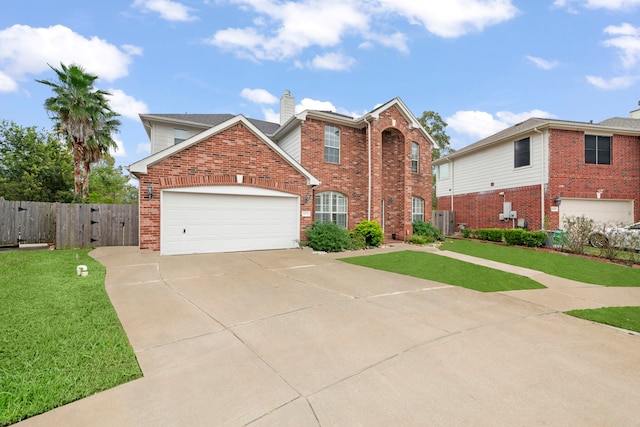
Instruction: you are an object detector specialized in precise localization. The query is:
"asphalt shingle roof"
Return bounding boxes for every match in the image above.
[148,113,282,135]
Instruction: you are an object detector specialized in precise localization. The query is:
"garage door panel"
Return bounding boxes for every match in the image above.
[162,191,299,255]
[560,199,633,227]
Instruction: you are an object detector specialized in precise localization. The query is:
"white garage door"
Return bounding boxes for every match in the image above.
[161,186,300,255]
[560,198,633,227]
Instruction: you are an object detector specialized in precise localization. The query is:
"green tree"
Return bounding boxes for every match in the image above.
[36,63,121,201]
[418,111,454,161]
[418,111,454,210]
[88,156,138,204]
[82,111,121,199]
[0,120,74,202]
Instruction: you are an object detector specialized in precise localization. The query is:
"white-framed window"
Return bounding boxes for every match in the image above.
[514,137,530,168]
[411,142,419,173]
[174,129,190,145]
[412,196,425,223]
[438,163,449,180]
[585,135,611,165]
[315,191,347,227]
[324,125,340,163]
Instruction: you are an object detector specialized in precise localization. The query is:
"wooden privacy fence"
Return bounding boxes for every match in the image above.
[0,200,138,249]
[432,210,455,236]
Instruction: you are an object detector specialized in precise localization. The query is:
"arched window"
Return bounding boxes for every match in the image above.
[412,196,424,223]
[315,191,348,227]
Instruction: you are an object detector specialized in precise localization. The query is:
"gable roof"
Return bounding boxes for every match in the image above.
[433,116,640,165]
[129,114,320,186]
[274,97,438,148]
[139,113,281,136]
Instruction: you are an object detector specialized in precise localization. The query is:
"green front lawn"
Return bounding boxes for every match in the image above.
[565,306,640,333]
[439,239,640,287]
[0,249,142,426]
[341,250,545,292]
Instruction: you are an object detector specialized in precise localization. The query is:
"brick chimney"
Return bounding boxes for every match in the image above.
[280,90,295,125]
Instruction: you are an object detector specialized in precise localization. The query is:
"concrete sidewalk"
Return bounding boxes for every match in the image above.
[17,244,640,426]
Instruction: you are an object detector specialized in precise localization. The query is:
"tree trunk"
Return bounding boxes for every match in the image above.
[72,139,84,198]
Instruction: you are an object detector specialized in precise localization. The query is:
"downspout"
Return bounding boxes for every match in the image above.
[449,159,454,211]
[533,127,545,229]
[366,117,372,220]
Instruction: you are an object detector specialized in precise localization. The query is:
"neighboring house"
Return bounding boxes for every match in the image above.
[433,109,640,232]
[129,92,435,255]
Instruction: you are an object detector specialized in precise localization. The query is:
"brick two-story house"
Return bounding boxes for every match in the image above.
[129,92,435,255]
[433,109,640,232]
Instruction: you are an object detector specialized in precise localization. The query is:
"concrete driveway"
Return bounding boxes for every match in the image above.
[18,244,640,426]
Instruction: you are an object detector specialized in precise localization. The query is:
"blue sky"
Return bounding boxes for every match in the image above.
[1,0,639,169]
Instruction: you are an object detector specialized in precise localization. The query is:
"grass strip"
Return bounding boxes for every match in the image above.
[565,306,640,333]
[0,249,142,426]
[439,239,640,287]
[340,250,545,292]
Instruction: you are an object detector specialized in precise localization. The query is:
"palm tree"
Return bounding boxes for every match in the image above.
[82,111,121,200]
[36,63,120,200]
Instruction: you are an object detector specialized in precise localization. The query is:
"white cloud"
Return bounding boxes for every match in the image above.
[240,88,278,104]
[376,0,519,38]
[310,52,356,71]
[106,89,150,121]
[555,0,640,10]
[110,136,127,157]
[132,0,197,21]
[586,74,637,89]
[296,98,337,113]
[0,25,137,90]
[206,0,518,63]
[0,70,18,93]
[447,109,556,142]
[262,107,279,123]
[136,142,151,154]
[525,55,559,70]
[603,23,640,68]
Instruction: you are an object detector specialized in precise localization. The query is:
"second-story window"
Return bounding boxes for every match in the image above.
[174,129,190,145]
[411,142,419,173]
[514,137,530,168]
[324,125,340,163]
[585,135,611,165]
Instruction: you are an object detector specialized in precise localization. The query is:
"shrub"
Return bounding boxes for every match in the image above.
[461,228,474,239]
[305,221,351,252]
[563,215,594,254]
[354,220,383,247]
[503,229,525,246]
[412,221,443,241]
[348,231,367,250]
[475,228,503,242]
[522,231,546,247]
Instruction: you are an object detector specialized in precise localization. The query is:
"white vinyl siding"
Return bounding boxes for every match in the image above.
[436,132,548,198]
[276,125,302,162]
[150,124,205,154]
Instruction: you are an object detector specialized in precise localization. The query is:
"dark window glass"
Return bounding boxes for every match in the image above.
[514,137,530,168]
[585,135,611,165]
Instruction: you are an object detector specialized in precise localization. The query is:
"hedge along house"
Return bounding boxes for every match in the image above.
[432,108,640,232]
[129,92,436,255]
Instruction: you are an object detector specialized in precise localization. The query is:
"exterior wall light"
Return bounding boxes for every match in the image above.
[147,185,153,199]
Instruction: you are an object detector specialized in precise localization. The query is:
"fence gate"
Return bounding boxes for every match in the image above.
[432,210,455,236]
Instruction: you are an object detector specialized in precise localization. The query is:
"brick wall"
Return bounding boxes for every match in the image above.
[300,106,432,240]
[136,122,314,250]
[548,129,640,226]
